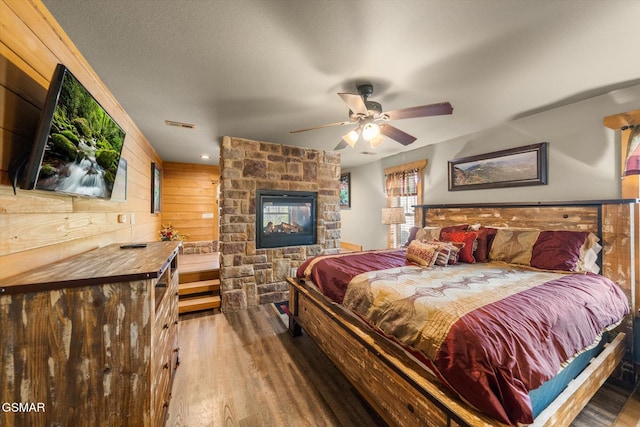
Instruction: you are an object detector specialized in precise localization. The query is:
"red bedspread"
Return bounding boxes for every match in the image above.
[296,250,630,425]
[296,248,408,303]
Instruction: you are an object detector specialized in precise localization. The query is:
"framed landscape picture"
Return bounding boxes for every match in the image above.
[151,162,162,213]
[448,142,548,191]
[339,173,351,208]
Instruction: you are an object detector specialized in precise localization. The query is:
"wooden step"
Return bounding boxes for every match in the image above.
[179,295,221,314]
[179,279,220,296]
[179,269,218,284]
[179,253,220,284]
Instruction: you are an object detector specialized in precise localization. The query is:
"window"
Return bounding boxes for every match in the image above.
[384,160,427,247]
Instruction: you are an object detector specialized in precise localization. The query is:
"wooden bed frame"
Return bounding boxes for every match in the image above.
[288,200,638,427]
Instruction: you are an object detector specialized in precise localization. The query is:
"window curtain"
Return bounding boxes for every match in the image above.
[385,168,419,197]
[623,125,640,176]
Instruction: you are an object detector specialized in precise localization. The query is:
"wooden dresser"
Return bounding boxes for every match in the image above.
[0,241,181,427]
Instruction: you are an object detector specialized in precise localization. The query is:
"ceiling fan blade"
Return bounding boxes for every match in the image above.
[380,124,417,146]
[334,139,348,150]
[338,93,368,116]
[384,102,453,121]
[289,120,352,134]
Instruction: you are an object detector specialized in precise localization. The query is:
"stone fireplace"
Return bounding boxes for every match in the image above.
[219,136,341,311]
[255,190,317,249]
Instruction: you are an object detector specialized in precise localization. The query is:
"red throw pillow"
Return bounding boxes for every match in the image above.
[441,231,477,263]
[530,230,589,271]
[438,224,469,239]
[474,227,498,263]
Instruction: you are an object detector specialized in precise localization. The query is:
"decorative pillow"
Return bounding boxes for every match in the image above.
[576,233,602,274]
[404,226,421,247]
[474,226,498,263]
[489,229,540,265]
[423,240,453,267]
[441,231,478,263]
[415,226,441,243]
[406,240,440,267]
[530,230,595,272]
[448,244,462,265]
[439,224,469,239]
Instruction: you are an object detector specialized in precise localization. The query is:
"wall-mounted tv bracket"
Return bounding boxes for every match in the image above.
[8,156,28,195]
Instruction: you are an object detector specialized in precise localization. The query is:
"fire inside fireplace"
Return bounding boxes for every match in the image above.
[256,190,317,249]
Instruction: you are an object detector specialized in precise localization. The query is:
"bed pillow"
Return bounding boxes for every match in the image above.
[575,233,602,274]
[447,244,462,265]
[439,224,469,239]
[489,229,540,265]
[415,226,442,243]
[530,230,597,272]
[423,240,453,266]
[440,231,477,263]
[406,240,440,267]
[404,226,421,246]
[474,226,498,263]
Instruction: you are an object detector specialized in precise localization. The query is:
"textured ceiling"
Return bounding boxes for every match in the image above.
[42,0,640,167]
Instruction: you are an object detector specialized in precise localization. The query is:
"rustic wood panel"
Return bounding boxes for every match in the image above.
[0,281,153,426]
[1,241,180,291]
[424,206,600,233]
[161,162,219,242]
[0,0,163,280]
[0,241,180,426]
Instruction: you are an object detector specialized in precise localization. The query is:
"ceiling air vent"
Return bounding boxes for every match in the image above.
[165,120,195,129]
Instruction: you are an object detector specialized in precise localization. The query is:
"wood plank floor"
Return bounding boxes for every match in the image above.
[166,307,635,427]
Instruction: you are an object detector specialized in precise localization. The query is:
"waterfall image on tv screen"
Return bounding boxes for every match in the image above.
[33,66,126,199]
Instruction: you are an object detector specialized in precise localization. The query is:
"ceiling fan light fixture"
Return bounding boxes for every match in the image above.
[342,128,360,147]
[362,122,381,141]
[369,134,385,148]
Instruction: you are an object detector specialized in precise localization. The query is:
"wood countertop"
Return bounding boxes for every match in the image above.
[0,241,181,295]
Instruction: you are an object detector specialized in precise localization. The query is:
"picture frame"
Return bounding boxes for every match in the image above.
[339,172,351,208]
[151,162,162,213]
[448,142,548,191]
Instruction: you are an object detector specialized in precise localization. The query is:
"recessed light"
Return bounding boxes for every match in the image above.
[360,151,378,156]
[200,154,210,160]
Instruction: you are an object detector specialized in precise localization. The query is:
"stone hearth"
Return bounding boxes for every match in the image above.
[219,137,341,311]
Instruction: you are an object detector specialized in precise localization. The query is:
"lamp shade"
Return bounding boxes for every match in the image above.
[623,125,640,176]
[381,207,406,225]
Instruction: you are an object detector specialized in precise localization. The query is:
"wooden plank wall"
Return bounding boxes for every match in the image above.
[0,0,162,280]
[162,162,220,242]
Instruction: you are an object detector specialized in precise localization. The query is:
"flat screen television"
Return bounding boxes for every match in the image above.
[21,64,126,199]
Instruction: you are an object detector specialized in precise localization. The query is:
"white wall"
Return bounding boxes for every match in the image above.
[339,160,388,250]
[342,83,640,248]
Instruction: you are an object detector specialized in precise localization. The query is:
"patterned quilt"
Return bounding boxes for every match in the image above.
[297,252,629,425]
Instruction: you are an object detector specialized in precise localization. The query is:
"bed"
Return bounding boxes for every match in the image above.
[287,201,637,427]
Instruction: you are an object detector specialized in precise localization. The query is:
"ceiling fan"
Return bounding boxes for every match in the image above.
[289,84,453,150]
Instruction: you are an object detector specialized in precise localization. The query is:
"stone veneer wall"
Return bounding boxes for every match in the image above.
[219,136,341,311]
